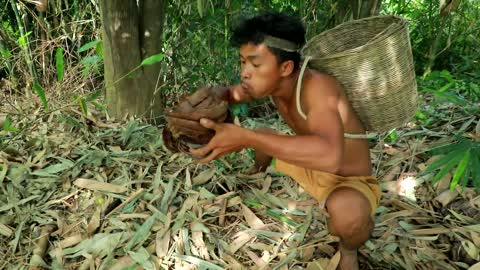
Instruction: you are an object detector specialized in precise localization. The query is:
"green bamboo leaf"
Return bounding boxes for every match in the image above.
[3,116,18,132]
[128,247,154,270]
[91,101,105,112]
[197,0,204,18]
[459,167,471,190]
[266,209,299,227]
[32,158,74,176]
[95,41,103,57]
[33,81,49,111]
[78,40,101,53]
[124,212,158,251]
[140,53,165,67]
[450,150,471,190]
[17,31,32,47]
[0,47,11,58]
[63,232,127,258]
[432,152,464,184]
[425,146,467,174]
[75,96,88,116]
[56,47,64,82]
[243,199,263,208]
[429,140,469,155]
[470,152,480,191]
[437,81,454,93]
[86,89,103,102]
[80,55,102,64]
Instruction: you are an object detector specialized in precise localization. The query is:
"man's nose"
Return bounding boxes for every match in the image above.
[241,67,251,80]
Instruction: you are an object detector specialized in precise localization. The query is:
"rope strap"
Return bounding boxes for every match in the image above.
[295,56,377,140]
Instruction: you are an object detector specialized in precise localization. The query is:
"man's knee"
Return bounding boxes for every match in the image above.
[326,187,373,248]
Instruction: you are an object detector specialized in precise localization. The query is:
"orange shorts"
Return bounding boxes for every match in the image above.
[274,159,382,215]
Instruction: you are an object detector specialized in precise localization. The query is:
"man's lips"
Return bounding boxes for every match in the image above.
[241,82,251,91]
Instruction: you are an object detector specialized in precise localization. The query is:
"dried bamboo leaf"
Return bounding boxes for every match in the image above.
[469,262,480,270]
[242,204,267,230]
[59,234,83,249]
[326,251,340,270]
[28,224,55,270]
[156,229,171,258]
[74,178,128,193]
[0,222,13,237]
[193,168,215,185]
[191,231,210,260]
[461,240,480,260]
[435,189,459,207]
[229,231,255,254]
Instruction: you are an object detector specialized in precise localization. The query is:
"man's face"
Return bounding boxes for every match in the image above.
[239,42,283,99]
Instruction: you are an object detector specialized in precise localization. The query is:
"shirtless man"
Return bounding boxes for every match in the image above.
[189,12,381,270]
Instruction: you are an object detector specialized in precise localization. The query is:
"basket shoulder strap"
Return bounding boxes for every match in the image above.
[295,57,310,120]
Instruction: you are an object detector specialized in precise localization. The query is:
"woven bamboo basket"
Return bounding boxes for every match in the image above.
[300,15,418,133]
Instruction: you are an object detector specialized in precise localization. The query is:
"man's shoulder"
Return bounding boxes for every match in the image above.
[303,69,343,98]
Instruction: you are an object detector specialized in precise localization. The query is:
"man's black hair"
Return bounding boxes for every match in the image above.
[230,11,306,70]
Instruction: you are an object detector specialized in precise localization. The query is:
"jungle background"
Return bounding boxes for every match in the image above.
[1,0,480,269]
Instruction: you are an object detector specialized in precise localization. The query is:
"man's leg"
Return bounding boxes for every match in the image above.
[325,187,374,270]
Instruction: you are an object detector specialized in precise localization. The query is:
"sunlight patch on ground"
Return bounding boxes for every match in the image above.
[397,175,418,202]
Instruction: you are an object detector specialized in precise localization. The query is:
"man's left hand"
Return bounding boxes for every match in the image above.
[190,118,246,163]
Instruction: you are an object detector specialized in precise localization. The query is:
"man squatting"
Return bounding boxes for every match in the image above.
[189,12,381,270]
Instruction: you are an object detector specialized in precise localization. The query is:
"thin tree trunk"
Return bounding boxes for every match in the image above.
[100,0,166,121]
[351,0,382,19]
[334,0,383,26]
[139,0,167,121]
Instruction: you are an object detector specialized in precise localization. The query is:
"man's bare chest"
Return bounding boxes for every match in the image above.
[274,99,309,135]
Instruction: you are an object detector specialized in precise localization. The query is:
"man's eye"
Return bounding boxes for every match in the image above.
[252,63,260,68]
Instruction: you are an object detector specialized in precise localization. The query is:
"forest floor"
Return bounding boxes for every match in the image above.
[1,86,480,270]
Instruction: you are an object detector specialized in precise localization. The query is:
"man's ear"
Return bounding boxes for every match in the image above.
[280,60,295,77]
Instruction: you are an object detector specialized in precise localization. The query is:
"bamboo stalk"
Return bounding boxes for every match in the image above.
[9,0,37,91]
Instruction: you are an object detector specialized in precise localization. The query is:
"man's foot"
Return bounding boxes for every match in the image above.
[338,245,359,270]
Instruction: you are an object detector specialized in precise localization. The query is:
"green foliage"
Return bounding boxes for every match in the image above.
[383,0,480,75]
[33,82,48,111]
[424,136,480,191]
[230,103,249,117]
[139,53,165,67]
[415,70,479,126]
[78,40,102,53]
[2,116,18,132]
[55,47,65,82]
[17,31,32,47]
[78,40,104,77]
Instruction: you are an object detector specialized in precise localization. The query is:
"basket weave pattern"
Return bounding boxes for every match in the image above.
[302,15,418,133]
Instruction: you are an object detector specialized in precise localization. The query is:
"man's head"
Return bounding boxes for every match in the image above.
[230,12,306,98]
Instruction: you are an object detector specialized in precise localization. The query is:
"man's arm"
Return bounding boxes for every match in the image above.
[244,88,344,173]
[245,126,343,174]
[191,76,344,173]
